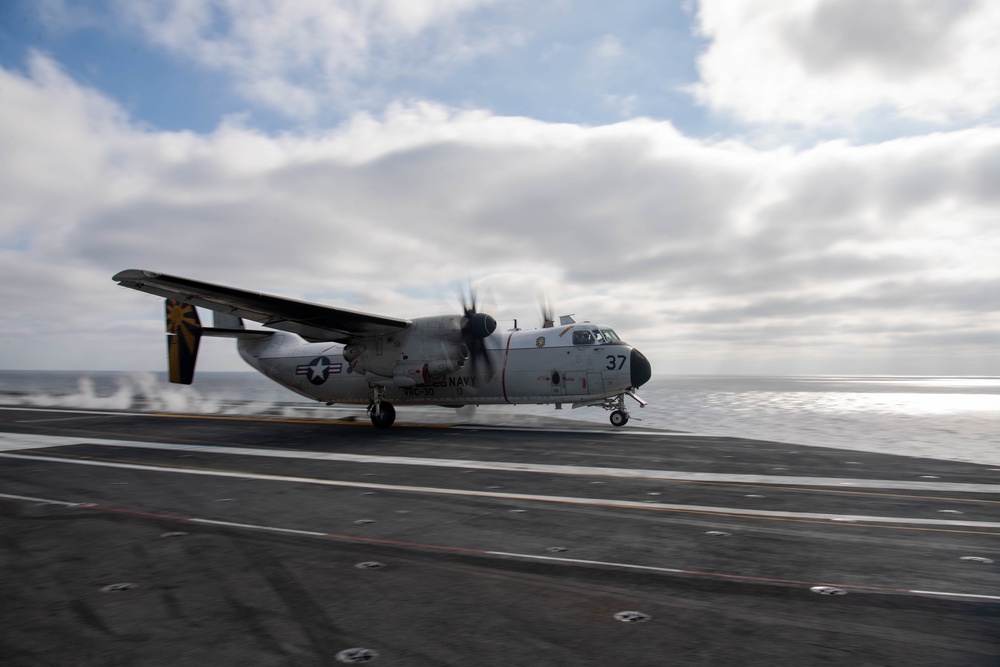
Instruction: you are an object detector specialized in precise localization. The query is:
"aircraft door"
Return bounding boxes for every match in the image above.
[588,370,604,395]
[550,370,567,396]
[557,350,592,396]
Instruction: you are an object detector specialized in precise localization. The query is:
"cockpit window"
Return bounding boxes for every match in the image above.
[572,328,623,345]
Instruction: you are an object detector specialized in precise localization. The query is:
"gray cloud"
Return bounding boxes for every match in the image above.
[693,0,1000,124]
[2,56,999,373]
[784,0,978,79]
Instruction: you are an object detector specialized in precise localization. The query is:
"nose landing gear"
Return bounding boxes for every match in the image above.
[610,409,629,427]
[604,393,630,427]
[604,391,647,427]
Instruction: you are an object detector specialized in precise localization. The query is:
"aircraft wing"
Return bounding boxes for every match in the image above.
[113,269,411,343]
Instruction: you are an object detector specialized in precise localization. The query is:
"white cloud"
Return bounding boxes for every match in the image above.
[592,35,624,61]
[2,56,999,373]
[603,94,638,118]
[691,0,1000,125]
[0,52,131,240]
[114,0,503,118]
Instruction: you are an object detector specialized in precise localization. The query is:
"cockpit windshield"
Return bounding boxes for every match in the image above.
[572,328,624,345]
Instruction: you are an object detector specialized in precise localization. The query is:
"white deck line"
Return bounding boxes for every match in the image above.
[2,431,1000,494]
[3,450,1000,530]
[1,490,997,603]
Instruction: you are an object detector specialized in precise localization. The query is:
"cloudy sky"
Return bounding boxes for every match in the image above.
[1,0,998,375]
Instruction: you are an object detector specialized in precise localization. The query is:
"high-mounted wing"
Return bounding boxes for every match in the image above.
[113,270,411,343]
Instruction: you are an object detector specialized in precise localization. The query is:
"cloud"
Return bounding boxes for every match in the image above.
[691,0,1000,125]
[591,34,624,62]
[2,55,999,373]
[0,52,130,241]
[113,0,506,118]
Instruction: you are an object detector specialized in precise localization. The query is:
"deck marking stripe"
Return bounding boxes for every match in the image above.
[3,451,1000,532]
[0,407,148,418]
[0,492,82,506]
[8,428,994,505]
[1,491,996,602]
[486,552,1000,601]
[3,431,999,494]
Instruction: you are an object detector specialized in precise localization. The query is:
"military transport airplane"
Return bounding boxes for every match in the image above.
[113,270,652,428]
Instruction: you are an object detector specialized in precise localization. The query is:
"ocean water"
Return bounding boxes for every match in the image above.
[1,371,998,466]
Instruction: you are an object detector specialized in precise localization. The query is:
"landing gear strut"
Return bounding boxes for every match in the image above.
[367,384,396,429]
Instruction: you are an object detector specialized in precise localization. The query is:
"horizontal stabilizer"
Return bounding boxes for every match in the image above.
[201,328,273,340]
[213,311,244,329]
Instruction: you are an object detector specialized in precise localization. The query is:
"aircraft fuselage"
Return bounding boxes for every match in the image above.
[239,322,650,407]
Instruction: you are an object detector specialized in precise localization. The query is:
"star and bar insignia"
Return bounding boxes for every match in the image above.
[296,357,342,385]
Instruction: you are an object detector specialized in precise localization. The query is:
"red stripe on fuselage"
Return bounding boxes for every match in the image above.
[501,331,516,404]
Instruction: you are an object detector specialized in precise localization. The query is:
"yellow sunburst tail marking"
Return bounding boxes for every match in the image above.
[165,299,202,384]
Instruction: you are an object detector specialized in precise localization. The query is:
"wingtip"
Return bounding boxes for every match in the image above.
[113,269,160,283]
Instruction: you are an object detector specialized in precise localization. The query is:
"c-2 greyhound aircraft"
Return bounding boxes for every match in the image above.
[113,270,652,428]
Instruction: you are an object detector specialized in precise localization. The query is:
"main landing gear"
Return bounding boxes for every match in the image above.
[367,384,396,429]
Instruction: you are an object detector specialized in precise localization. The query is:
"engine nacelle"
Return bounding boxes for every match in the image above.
[348,330,473,381]
[426,358,460,376]
[392,361,428,386]
[422,342,469,376]
[343,344,365,362]
[365,362,428,388]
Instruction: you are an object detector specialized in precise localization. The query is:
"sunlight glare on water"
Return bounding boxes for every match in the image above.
[739,390,1000,415]
[643,376,1000,465]
[1,372,998,465]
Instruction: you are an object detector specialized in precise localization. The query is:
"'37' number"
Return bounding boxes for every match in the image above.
[606,355,626,370]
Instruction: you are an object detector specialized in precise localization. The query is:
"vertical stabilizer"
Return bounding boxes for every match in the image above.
[165,299,202,384]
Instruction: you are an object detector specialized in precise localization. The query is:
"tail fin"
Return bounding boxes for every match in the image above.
[165,299,202,384]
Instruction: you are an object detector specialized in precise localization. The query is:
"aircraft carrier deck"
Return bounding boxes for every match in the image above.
[1,405,998,666]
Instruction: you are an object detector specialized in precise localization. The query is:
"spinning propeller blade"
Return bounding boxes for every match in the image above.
[539,294,555,328]
[460,285,497,379]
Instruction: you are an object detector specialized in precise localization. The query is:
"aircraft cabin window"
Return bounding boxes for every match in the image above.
[572,330,595,345]
[601,329,620,342]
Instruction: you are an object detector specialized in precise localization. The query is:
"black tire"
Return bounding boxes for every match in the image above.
[370,402,396,428]
[610,410,628,427]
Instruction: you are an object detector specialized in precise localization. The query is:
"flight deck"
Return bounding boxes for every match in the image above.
[1,406,998,666]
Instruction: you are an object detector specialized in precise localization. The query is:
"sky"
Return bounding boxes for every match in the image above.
[1,0,998,376]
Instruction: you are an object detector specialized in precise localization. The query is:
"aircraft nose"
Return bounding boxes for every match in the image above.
[630,348,652,388]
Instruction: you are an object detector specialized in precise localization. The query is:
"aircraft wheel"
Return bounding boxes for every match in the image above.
[370,402,396,428]
[610,410,629,427]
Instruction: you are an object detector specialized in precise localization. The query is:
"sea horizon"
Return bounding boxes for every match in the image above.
[1,370,998,467]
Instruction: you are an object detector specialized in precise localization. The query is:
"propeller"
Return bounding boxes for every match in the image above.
[539,294,555,328]
[460,286,497,378]
[539,293,573,328]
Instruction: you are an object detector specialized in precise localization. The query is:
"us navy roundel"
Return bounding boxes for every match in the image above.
[296,357,342,385]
